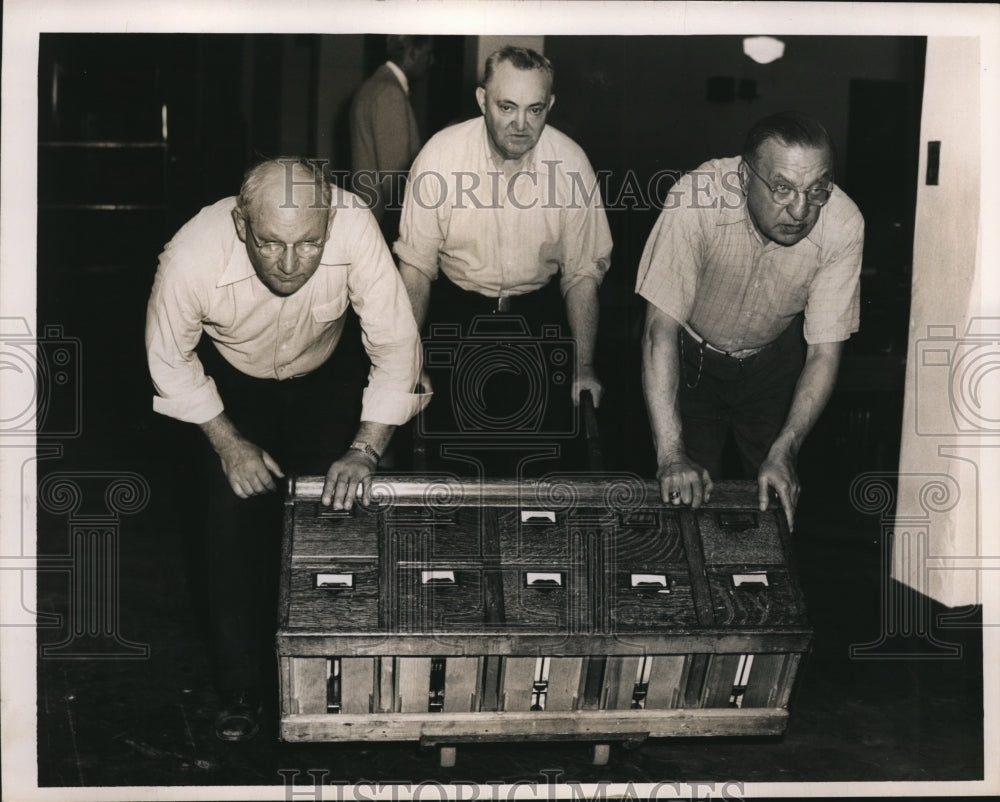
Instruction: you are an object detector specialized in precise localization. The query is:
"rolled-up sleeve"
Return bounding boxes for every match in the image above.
[635,174,703,326]
[145,243,225,425]
[347,208,431,424]
[803,197,864,344]
[558,158,613,296]
[392,148,446,280]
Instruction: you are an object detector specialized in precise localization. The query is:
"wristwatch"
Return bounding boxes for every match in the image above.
[349,440,381,464]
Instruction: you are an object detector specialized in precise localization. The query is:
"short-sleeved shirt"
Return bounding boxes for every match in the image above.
[393,117,613,298]
[146,189,427,426]
[636,156,864,349]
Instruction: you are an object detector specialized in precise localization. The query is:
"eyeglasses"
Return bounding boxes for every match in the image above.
[245,219,326,259]
[744,159,833,207]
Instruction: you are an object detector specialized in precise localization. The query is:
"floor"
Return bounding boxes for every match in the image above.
[30,303,985,792]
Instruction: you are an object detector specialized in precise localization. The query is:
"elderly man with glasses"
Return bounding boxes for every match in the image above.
[637,112,864,531]
[146,157,426,741]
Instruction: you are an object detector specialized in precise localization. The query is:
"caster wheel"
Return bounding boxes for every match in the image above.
[592,743,610,765]
[439,746,457,768]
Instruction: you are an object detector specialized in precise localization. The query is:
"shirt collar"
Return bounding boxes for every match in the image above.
[217,234,256,288]
[385,60,409,95]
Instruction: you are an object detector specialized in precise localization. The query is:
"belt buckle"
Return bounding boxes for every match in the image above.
[496,296,510,313]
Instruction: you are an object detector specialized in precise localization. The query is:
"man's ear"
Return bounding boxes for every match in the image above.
[232,207,247,242]
[547,93,555,113]
[475,86,486,116]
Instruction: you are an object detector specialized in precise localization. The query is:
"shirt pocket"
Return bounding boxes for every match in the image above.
[311,290,349,323]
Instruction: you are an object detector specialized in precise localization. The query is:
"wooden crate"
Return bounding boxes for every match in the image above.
[277,476,812,763]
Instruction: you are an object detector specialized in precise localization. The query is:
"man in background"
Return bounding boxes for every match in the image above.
[350,34,434,242]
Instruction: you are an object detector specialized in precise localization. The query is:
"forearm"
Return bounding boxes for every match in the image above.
[398,260,431,331]
[769,342,843,459]
[564,278,599,369]
[640,309,686,463]
[197,411,244,456]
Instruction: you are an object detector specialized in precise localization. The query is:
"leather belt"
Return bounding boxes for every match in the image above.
[685,327,769,360]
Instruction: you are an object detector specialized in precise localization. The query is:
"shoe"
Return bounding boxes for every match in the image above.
[214,687,263,742]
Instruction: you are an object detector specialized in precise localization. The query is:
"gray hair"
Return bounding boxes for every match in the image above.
[236,157,332,215]
[481,46,554,93]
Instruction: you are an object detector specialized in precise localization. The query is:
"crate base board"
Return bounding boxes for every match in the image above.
[280,707,789,743]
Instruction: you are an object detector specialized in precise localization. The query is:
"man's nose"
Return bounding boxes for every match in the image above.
[787,192,810,221]
[512,110,528,131]
[276,244,297,274]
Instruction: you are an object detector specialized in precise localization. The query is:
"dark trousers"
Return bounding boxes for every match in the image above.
[195,343,360,691]
[415,276,580,478]
[677,317,806,479]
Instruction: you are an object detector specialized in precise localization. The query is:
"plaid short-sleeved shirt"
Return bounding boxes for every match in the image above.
[636,157,864,350]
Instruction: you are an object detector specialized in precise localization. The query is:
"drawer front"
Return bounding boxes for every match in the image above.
[609,569,699,631]
[292,501,379,559]
[394,567,488,632]
[286,562,380,631]
[707,568,807,627]
[499,567,589,632]
[698,509,785,565]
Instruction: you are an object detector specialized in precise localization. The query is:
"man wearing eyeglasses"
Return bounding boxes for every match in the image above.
[637,112,864,531]
[146,158,426,740]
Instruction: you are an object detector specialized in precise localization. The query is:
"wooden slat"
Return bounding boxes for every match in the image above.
[500,657,538,711]
[480,656,502,712]
[740,653,788,709]
[773,653,802,710]
[683,653,709,708]
[604,655,642,710]
[702,654,742,708]
[280,707,790,743]
[645,656,686,709]
[443,657,479,712]
[544,658,583,711]
[677,510,716,626]
[291,657,328,715]
[396,657,431,713]
[277,498,296,630]
[340,658,374,714]
[579,656,606,710]
[376,656,394,713]
[277,631,813,657]
[280,657,295,718]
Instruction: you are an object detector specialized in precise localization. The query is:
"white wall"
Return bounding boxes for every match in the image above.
[893,37,995,608]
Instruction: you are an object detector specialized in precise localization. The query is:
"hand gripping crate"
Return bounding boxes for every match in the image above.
[277,475,812,766]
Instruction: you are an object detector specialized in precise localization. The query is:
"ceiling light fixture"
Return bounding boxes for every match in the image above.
[743,36,785,65]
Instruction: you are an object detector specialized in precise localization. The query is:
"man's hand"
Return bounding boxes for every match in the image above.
[217,438,284,498]
[322,449,378,510]
[572,364,603,407]
[656,452,714,508]
[757,449,800,531]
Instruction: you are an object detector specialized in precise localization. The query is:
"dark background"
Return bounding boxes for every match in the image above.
[33,33,982,789]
